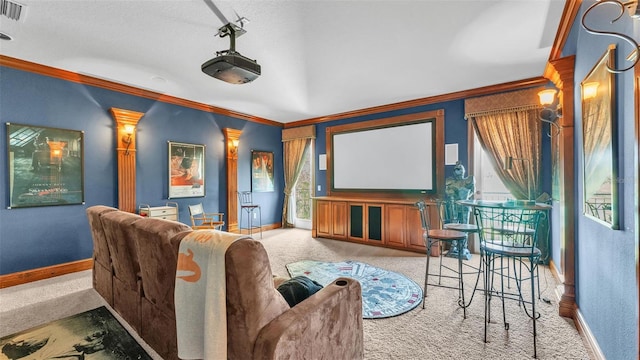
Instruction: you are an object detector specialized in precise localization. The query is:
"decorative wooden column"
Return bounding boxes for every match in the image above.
[544,55,576,319]
[224,128,242,232]
[111,108,144,213]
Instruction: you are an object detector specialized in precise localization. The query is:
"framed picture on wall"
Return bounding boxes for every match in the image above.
[168,141,205,198]
[251,150,274,192]
[6,123,84,208]
[580,44,618,229]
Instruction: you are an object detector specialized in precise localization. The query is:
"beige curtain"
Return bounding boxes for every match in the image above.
[465,88,544,201]
[470,109,542,200]
[282,126,315,227]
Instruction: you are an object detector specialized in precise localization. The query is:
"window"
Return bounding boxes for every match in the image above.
[472,132,512,201]
[293,143,313,229]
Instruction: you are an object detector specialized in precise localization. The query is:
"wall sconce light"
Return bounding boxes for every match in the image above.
[537,88,562,138]
[582,81,600,100]
[581,0,640,73]
[123,124,135,155]
[229,138,239,156]
[538,89,556,106]
[503,156,535,205]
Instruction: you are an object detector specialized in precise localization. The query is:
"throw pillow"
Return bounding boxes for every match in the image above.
[276,275,323,307]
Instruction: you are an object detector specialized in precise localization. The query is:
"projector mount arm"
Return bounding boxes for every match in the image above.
[203,0,248,56]
[216,23,243,56]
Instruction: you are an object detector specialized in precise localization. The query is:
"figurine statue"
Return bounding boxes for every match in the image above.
[443,161,475,260]
[444,161,475,224]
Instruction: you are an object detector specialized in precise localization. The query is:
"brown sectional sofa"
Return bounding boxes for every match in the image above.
[86,205,364,360]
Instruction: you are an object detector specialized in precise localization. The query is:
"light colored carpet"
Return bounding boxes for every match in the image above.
[0,228,592,359]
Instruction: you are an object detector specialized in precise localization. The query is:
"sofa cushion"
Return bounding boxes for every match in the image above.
[276,276,323,307]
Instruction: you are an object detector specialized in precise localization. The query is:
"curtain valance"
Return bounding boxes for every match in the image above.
[282,125,316,141]
[464,87,543,119]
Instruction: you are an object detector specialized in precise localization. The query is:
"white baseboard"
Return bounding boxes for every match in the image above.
[575,309,606,360]
[548,259,604,360]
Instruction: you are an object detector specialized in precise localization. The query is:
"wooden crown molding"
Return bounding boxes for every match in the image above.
[548,0,582,62]
[3,0,580,131]
[0,55,281,127]
[285,77,548,128]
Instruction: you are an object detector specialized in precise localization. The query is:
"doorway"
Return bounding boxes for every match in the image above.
[292,142,313,229]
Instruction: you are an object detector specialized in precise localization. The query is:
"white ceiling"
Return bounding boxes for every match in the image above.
[0,0,565,123]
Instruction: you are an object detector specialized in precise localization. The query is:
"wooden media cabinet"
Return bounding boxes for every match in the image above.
[312,196,439,253]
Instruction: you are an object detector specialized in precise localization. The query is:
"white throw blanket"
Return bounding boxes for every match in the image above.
[174,230,248,360]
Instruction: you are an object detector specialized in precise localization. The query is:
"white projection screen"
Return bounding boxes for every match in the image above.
[332,121,434,191]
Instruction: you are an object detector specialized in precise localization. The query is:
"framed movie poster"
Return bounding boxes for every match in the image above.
[168,141,205,198]
[6,123,84,208]
[251,150,274,192]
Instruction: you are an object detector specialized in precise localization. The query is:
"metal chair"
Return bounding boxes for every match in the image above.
[238,191,262,238]
[473,205,544,358]
[188,203,225,230]
[439,199,478,259]
[415,200,469,317]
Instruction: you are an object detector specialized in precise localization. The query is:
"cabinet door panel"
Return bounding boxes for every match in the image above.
[385,204,406,247]
[332,201,348,239]
[316,200,332,237]
[406,206,426,251]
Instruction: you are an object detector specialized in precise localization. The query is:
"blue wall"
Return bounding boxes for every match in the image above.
[565,2,638,358]
[313,100,471,196]
[0,66,284,275]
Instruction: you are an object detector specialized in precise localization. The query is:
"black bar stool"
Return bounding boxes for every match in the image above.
[238,191,262,238]
[415,200,469,318]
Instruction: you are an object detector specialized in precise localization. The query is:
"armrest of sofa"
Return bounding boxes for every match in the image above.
[253,277,364,360]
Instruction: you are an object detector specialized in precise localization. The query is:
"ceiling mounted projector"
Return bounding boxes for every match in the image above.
[202,22,260,84]
[202,51,260,84]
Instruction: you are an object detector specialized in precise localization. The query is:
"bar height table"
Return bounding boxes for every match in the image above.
[457,199,551,359]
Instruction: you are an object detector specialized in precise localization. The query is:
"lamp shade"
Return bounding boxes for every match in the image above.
[582,82,599,100]
[537,89,557,106]
[123,124,135,135]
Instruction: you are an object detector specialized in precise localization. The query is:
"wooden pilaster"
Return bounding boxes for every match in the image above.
[543,56,576,318]
[224,128,242,232]
[111,108,143,213]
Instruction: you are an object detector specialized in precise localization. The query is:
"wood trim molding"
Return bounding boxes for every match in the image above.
[0,55,280,127]
[224,128,242,233]
[544,56,577,319]
[0,259,92,289]
[285,77,547,128]
[548,259,565,284]
[111,108,144,213]
[325,109,445,198]
[548,0,582,62]
[0,224,284,290]
[1,54,550,129]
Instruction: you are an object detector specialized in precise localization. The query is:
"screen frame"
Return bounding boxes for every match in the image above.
[326,109,445,197]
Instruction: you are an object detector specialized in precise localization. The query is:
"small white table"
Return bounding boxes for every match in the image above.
[139,202,178,221]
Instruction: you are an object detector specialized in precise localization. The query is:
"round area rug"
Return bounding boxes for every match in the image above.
[286,260,422,319]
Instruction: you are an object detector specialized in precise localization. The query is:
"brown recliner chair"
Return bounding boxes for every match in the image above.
[100,210,146,333]
[129,217,191,359]
[132,220,364,360]
[85,205,118,306]
[226,238,364,360]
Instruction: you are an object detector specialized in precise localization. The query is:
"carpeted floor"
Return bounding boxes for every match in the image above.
[0,228,593,360]
[286,259,423,318]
